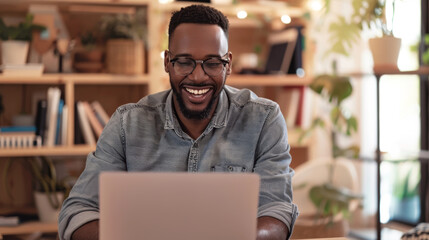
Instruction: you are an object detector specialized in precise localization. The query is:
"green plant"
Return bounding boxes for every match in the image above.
[393,161,420,200]
[0,14,46,41]
[99,9,147,40]
[3,157,72,209]
[80,31,98,51]
[298,61,361,222]
[322,0,396,57]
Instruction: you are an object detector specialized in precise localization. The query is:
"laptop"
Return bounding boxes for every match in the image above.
[99,172,260,240]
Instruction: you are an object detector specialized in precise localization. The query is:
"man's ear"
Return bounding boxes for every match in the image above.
[226,51,233,75]
[164,50,169,73]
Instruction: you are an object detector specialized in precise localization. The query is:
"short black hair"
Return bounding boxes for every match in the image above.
[168,5,229,43]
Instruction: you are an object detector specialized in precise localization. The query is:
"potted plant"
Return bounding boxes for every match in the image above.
[293,61,362,238]
[100,9,147,75]
[2,157,73,223]
[322,0,400,71]
[73,31,104,73]
[0,14,45,65]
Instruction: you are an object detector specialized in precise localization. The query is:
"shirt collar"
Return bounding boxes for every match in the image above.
[164,89,229,132]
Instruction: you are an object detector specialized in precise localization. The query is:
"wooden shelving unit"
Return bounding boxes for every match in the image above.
[0,145,95,157]
[0,222,57,240]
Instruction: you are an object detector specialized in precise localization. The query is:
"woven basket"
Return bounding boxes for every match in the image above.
[106,39,144,74]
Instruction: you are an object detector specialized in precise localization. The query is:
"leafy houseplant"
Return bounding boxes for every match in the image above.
[322,0,401,70]
[298,61,362,224]
[0,14,45,65]
[73,31,104,73]
[3,157,72,222]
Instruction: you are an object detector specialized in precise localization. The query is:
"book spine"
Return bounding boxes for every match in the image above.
[91,101,110,127]
[55,99,64,145]
[61,105,68,146]
[76,101,96,145]
[45,87,61,147]
[82,101,103,138]
[35,99,47,144]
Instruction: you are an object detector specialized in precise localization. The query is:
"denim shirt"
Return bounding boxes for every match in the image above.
[58,85,299,240]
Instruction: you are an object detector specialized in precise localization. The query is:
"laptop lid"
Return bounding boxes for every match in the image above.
[99,172,260,240]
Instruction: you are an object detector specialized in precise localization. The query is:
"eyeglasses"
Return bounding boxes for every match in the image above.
[168,51,229,77]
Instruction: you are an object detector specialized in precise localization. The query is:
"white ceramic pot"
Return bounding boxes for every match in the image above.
[34,191,64,223]
[1,40,30,65]
[368,36,402,72]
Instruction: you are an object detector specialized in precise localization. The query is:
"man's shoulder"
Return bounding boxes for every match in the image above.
[116,90,170,114]
[224,85,278,109]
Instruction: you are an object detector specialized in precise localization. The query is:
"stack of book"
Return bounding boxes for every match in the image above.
[74,100,110,145]
[0,126,41,148]
[1,87,111,149]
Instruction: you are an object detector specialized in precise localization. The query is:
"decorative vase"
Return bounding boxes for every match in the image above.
[369,36,402,72]
[106,39,144,75]
[1,40,30,65]
[34,191,64,223]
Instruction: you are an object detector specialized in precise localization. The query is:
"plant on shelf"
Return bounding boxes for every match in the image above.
[0,14,46,65]
[322,0,401,70]
[3,157,74,222]
[297,61,362,225]
[99,9,147,75]
[73,31,104,73]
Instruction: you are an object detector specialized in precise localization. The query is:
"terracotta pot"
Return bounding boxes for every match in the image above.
[369,36,402,72]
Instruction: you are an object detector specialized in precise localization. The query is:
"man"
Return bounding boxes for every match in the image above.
[58,4,298,240]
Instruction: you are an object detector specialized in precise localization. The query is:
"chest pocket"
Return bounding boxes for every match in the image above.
[211,164,248,173]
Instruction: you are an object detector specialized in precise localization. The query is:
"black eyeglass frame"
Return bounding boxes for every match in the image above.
[168,51,230,76]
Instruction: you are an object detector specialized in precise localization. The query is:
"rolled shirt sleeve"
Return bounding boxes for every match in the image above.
[58,110,127,240]
[254,103,299,239]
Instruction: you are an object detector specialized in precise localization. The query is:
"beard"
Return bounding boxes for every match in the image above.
[171,82,220,120]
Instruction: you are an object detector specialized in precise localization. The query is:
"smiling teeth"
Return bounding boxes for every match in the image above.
[186,88,209,95]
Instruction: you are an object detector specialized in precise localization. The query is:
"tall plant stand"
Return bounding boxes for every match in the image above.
[374,68,429,240]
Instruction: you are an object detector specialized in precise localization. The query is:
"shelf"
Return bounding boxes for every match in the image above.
[0,73,150,85]
[157,1,304,18]
[0,145,95,157]
[0,221,57,238]
[0,0,152,6]
[227,74,310,86]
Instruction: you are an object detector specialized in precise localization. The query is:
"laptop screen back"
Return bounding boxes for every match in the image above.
[99,172,260,240]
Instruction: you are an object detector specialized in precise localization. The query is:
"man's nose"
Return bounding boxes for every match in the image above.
[188,62,208,80]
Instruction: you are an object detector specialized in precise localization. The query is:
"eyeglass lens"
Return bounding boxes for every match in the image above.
[173,57,227,76]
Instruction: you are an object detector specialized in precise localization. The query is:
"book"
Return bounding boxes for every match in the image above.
[82,101,103,138]
[44,87,61,147]
[91,101,110,127]
[0,216,19,226]
[35,99,48,144]
[61,104,68,145]
[74,102,85,144]
[55,99,64,145]
[76,101,96,145]
[0,126,36,132]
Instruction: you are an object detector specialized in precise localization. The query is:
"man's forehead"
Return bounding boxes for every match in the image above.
[169,23,228,55]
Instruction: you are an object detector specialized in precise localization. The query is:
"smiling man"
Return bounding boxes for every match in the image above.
[58,5,298,240]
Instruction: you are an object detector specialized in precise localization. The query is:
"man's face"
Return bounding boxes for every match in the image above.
[164,23,231,120]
